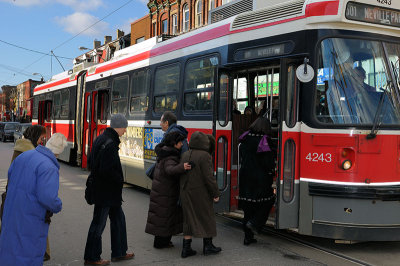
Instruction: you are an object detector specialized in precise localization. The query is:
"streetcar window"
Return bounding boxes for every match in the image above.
[253,69,279,122]
[86,94,91,123]
[154,63,180,113]
[183,56,218,112]
[233,77,248,113]
[218,74,229,126]
[112,76,128,114]
[95,80,108,89]
[216,136,228,191]
[97,91,109,124]
[286,65,298,128]
[130,69,149,113]
[33,96,39,119]
[45,100,52,122]
[315,38,400,125]
[60,89,70,118]
[53,92,61,119]
[283,139,295,203]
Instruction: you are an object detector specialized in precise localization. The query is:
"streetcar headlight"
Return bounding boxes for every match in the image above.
[342,160,352,170]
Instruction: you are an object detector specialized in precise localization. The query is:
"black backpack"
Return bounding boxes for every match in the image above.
[85,138,113,205]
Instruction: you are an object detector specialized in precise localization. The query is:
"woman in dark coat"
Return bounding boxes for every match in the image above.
[145,131,191,249]
[239,116,276,245]
[179,131,221,258]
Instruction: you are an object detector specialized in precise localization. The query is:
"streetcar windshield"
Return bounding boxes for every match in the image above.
[315,38,400,125]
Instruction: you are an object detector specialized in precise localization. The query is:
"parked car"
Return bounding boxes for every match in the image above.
[0,122,19,142]
[13,123,32,144]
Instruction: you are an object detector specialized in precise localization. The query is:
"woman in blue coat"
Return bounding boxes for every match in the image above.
[0,133,67,266]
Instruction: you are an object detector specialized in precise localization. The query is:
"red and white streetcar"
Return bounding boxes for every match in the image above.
[33,0,400,241]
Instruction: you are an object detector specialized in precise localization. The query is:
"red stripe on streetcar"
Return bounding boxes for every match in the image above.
[34,77,72,93]
[305,0,340,17]
[94,51,151,74]
[150,24,231,57]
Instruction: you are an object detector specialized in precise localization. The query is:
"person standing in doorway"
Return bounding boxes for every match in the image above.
[238,116,276,245]
[84,114,134,265]
[160,111,188,153]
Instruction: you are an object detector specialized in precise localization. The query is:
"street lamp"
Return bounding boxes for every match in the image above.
[32,72,44,82]
[79,46,106,62]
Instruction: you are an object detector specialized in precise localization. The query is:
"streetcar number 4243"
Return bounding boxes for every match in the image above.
[305,153,332,163]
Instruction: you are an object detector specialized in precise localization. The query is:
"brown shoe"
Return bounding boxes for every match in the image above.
[84,259,111,265]
[43,253,50,261]
[111,252,135,262]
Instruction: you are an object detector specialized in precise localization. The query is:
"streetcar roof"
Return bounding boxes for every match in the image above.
[34,0,400,95]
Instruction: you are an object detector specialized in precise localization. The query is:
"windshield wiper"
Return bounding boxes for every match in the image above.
[366,87,387,139]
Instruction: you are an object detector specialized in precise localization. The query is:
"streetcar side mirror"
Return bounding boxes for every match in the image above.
[296,58,315,83]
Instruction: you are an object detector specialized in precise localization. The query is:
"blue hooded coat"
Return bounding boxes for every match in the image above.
[0,145,62,266]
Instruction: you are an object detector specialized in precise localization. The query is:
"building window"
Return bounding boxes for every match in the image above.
[209,0,215,10]
[222,0,233,4]
[153,22,157,37]
[172,14,178,35]
[162,19,168,34]
[136,37,145,43]
[183,4,189,32]
[195,0,202,28]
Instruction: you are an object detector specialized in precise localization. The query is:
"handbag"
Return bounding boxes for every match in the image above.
[146,163,155,180]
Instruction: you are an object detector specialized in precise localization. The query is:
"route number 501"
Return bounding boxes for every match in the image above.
[305,153,332,163]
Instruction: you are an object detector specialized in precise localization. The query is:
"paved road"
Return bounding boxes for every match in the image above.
[0,141,392,266]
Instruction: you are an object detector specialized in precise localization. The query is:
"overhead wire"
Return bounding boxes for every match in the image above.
[0,39,72,60]
[2,0,136,86]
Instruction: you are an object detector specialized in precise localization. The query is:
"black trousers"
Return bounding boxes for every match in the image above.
[153,235,172,248]
[84,205,128,261]
[242,200,273,236]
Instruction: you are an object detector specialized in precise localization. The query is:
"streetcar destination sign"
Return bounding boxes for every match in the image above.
[346,2,400,28]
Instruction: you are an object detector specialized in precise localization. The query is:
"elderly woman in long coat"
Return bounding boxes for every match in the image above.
[179,131,221,258]
[145,131,191,249]
[0,133,66,266]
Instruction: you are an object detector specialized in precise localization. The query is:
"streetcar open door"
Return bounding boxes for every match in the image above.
[275,60,301,230]
[81,89,109,169]
[38,98,52,140]
[229,66,281,216]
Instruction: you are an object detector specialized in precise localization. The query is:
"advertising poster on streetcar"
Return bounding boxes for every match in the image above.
[119,126,144,159]
[144,128,164,160]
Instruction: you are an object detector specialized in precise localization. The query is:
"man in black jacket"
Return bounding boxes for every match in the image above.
[84,114,134,265]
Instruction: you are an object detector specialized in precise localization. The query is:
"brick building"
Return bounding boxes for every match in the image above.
[16,79,43,122]
[131,15,151,45]
[146,0,236,39]
[0,85,16,121]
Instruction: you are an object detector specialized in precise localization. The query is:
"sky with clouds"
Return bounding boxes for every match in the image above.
[0,0,148,88]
